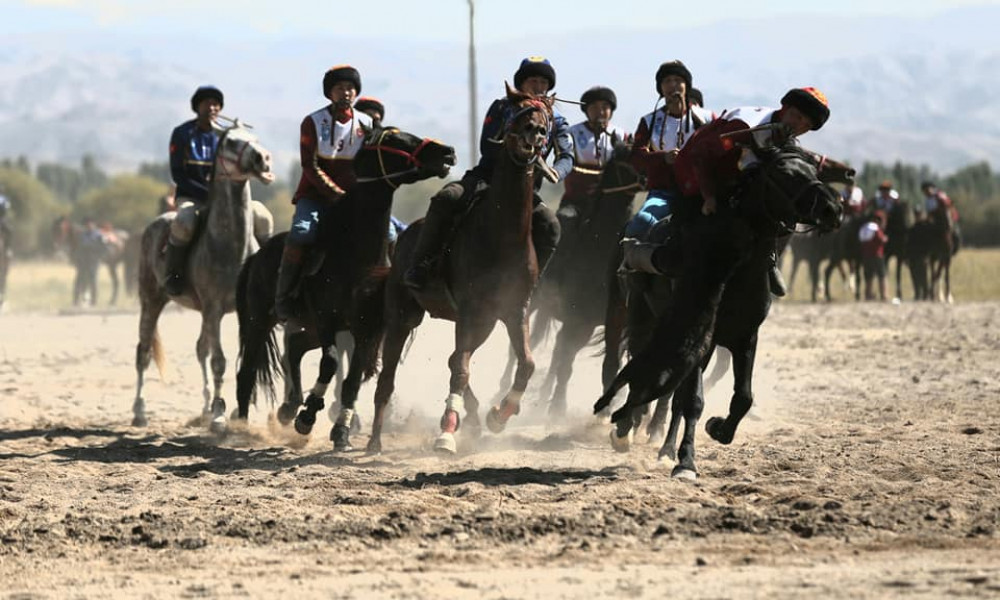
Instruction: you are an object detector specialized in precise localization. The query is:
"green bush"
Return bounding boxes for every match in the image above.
[74,174,168,234]
[0,167,62,256]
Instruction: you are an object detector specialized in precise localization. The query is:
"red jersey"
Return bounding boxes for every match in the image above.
[859,221,888,258]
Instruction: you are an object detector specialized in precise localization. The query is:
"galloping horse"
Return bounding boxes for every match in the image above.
[133,121,274,429]
[594,146,844,478]
[234,124,456,448]
[369,85,555,454]
[52,217,132,306]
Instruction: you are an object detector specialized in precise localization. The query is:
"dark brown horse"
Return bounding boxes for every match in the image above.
[594,146,844,478]
[369,85,554,454]
[234,124,456,449]
[52,217,133,306]
[908,211,956,302]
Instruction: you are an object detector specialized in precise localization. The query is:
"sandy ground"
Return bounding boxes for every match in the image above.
[0,299,998,598]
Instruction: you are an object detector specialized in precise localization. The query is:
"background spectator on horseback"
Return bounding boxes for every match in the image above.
[841,180,865,218]
[921,180,961,253]
[354,96,385,125]
[666,86,833,296]
[275,65,373,323]
[623,60,715,243]
[687,87,705,109]
[869,180,898,214]
[859,210,889,301]
[164,85,224,295]
[404,56,573,290]
[556,85,628,243]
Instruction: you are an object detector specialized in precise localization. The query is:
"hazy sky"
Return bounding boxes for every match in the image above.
[4,0,996,43]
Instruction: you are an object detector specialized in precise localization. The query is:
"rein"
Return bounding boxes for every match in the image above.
[355,128,435,189]
[215,130,254,182]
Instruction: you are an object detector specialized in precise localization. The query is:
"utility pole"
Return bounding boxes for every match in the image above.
[467,0,478,168]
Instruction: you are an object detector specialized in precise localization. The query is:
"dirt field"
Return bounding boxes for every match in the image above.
[1,296,999,598]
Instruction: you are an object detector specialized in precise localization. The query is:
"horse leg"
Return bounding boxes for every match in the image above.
[293,344,339,436]
[435,317,494,453]
[944,260,953,303]
[108,261,119,306]
[204,310,228,434]
[822,261,835,302]
[276,333,308,425]
[666,370,705,480]
[369,327,409,455]
[547,320,591,421]
[705,334,757,445]
[329,330,353,420]
[330,334,375,452]
[486,309,536,434]
[646,392,671,444]
[133,293,168,427]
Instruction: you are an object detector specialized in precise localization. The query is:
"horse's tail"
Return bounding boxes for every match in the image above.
[235,254,280,406]
[355,266,391,381]
[151,327,166,379]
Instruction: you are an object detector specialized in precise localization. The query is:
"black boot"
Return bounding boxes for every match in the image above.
[164,242,188,296]
[275,243,306,323]
[403,211,451,291]
[768,251,787,297]
[621,238,663,275]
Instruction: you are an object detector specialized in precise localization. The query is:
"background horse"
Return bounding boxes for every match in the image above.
[234,125,455,449]
[595,146,844,479]
[369,85,554,454]
[0,225,9,309]
[52,217,133,306]
[133,121,274,430]
[907,212,957,302]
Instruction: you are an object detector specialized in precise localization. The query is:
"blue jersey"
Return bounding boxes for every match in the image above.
[472,98,574,187]
[169,119,219,202]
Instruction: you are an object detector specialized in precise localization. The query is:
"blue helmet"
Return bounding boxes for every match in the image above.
[514,56,556,91]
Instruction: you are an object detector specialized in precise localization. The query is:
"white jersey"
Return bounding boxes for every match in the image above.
[567,122,628,174]
[717,106,782,170]
[640,105,714,152]
[307,106,373,160]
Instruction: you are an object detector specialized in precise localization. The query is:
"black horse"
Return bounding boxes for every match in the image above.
[234,125,456,449]
[594,145,844,478]
[907,211,957,302]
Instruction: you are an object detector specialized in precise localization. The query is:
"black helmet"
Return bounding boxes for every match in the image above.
[580,86,617,113]
[323,65,362,97]
[190,85,224,112]
[655,60,692,95]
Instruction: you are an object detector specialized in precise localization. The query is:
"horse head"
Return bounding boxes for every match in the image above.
[354,124,457,188]
[598,135,643,200]
[503,82,554,165]
[747,145,843,236]
[214,123,274,185]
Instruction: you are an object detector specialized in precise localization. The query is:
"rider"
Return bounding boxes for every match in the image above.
[0,184,11,241]
[870,180,897,213]
[354,97,385,124]
[630,87,832,297]
[403,56,573,290]
[274,65,373,323]
[921,180,961,251]
[556,85,628,242]
[623,60,715,241]
[687,87,705,109]
[841,180,865,218]
[165,86,272,296]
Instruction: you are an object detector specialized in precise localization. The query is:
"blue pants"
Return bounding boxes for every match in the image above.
[624,189,677,238]
[287,196,324,246]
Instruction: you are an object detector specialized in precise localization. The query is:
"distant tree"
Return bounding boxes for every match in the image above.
[137,161,172,184]
[74,174,168,233]
[0,167,61,256]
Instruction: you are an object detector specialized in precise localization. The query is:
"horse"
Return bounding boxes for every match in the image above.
[822,215,864,302]
[52,217,132,306]
[132,121,274,429]
[884,200,913,301]
[497,145,642,418]
[787,226,849,302]
[233,124,456,448]
[907,211,956,302]
[368,85,555,454]
[594,145,844,479]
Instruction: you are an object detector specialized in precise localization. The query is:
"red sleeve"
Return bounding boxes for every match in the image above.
[299,116,345,203]
[689,119,747,200]
[630,116,667,175]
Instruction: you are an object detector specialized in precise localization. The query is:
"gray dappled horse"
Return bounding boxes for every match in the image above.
[133,121,274,430]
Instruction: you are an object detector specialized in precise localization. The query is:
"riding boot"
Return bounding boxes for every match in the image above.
[403,210,451,291]
[275,243,306,323]
[621,238,663,275]
[164,241,188,296]
[768,250,787,297]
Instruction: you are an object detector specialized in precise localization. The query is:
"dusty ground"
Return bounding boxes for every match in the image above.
[0,299,998,598]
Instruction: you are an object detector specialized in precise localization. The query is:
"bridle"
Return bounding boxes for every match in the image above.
[215,129,256,182]
[752,150,832,236]
[504,100,551,168]
[355,127,437,189]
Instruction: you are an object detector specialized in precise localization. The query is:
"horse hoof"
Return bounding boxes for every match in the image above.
[485,407,506,434]
[671,466,698,480]
[434,432,457,454]
[294,411,316,436]
[365,438,383,456]
[131,415,148,428]
[210,416,227,435]
[330,424,352,452]
[609,429,632,453]
[277,402,299,426]
[705,416,734,444]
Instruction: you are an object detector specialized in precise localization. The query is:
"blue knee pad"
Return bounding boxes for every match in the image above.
[625,190,675,238]
[287,197,323,246]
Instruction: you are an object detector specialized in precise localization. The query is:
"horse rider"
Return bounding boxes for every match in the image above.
[354,96,385,125]
[841,180,865,219]
[274,65,373,323]
[628,86,833,297]
[403,56,573,290]
[164,85,272,295]
[921,180,961,251]
[555,85,629,243]
[0,184,11,241]
[870,180,897,214]
[687,87,705,109]
[622,60,715,241]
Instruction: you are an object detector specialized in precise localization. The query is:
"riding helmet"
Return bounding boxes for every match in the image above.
[580,86,617,113]
[323,65,362,97]
[781,87,830,130]
[190,86,224,112]
[514,56,556,91]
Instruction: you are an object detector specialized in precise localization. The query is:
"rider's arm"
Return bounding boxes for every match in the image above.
[691,119,747,203]
[478,99,507,169]
[629,116,667,174]
[298,116,346,203]
[549,111,574,181]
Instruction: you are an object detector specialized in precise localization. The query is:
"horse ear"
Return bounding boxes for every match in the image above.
[505,81,519,101]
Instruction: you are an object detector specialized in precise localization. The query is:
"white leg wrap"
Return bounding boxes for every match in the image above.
[311,382,329,397]
[336,408,355,427]
[445,393,464,414]
[505,390,524,404]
